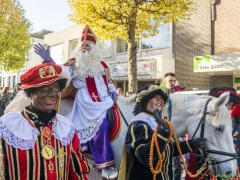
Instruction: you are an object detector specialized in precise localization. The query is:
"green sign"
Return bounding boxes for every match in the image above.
[194,55,211,70]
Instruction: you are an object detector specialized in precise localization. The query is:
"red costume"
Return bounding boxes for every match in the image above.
[0,63,90,179]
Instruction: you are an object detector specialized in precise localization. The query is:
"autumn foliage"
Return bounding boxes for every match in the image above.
[0,0,32,72]
[68,0,194,92]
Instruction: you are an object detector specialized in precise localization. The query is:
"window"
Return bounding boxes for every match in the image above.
[116,39,128,53]
[141,24,171,50]
[50,43,64,64]
[13,76,16,87]
[116,39,139,53]
[7,76,10,88]
[2,77,5,87]
[99,40,111,57]
[69,39,79,57]
[234,77,240,83]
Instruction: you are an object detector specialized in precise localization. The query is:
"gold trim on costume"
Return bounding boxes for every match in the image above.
[130,124,136,148]
[95,160,115,169]
[136,85,164,102]
[36,138,41,180]
[21,77,65,90]
[143,124,148,140]
[157,134,168,142]
[9,144,15,179]
[81,146,88,152]
[16,146,20,179]
[39,66,58,78]
[83,153,93,160]
[24,108,38,119]
[135,144,145,157]
[186,140,193,152]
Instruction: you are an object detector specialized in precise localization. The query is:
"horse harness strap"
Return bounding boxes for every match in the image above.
[192,98,212,139]
[115,103,129,127]
[190,98,239,170]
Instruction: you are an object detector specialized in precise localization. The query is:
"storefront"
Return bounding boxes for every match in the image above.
[193,52,240,89]
[108,55,175,95]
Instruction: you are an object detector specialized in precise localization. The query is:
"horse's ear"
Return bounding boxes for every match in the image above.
[213,92,230,110]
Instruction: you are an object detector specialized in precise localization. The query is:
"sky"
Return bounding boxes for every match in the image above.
[19,0,75,33]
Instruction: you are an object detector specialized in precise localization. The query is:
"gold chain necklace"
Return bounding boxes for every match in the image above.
[23,109,58,173]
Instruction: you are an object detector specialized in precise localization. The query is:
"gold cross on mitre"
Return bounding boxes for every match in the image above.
[91,92,99,102]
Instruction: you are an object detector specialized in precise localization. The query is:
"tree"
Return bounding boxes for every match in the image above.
[0,0,32,72]
[68,0,194,93]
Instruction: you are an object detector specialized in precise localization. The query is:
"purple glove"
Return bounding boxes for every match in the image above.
[34,43,55,64]
[109,91,118,102]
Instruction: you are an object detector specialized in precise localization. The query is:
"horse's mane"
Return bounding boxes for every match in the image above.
[169,93,201,107]
[169,93,230,127]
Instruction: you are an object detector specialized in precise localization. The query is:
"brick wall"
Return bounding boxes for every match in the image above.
[173,0,212,90]
[213,0,240,54]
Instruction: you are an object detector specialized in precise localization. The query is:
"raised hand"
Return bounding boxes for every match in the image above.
[109,91,118,102]
[34,43,55,64]
[191,138,207,149]
[153,109,169,130]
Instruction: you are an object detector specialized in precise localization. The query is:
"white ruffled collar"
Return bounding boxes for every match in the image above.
[130,112,158,131]
[0,112,75,150]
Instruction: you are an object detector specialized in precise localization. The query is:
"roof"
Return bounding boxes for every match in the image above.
[31,29,53,39]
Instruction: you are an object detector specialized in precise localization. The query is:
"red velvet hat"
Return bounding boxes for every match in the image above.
[209,86,240,104]
[20,63,67,89]
[80,25,97,45]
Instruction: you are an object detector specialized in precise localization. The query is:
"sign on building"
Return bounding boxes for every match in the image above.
[193,53,240,72]
[110,60,155,78]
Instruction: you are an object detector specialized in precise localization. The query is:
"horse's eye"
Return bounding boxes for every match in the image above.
[214,125,225,132]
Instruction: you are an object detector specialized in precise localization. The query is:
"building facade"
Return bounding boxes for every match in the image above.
[44,24,175,95]
[42,0,240,94]
[174,0,240,90]
[0,29,52,89]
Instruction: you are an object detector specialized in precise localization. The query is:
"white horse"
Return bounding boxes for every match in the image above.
[5,91,237,177]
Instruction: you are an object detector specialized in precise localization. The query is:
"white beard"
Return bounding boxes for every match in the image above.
[72,49,105,78]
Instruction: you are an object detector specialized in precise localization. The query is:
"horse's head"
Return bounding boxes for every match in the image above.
[170,92,237,177]
[203,92,237,177]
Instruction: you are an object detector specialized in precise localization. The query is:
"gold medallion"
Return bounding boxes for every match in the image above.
[41,145,55,160]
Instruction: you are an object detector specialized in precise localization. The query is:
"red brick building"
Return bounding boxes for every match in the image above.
[173,0,240,90]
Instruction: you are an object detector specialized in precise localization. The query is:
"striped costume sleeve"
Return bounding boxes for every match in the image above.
[68,133,90,180]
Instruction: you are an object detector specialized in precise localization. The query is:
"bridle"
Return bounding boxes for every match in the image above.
[191,98,238,169]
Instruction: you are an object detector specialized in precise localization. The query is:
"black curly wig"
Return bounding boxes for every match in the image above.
[24,79,67,98]
[133,84,168,116]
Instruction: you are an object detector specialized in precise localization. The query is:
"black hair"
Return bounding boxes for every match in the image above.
[24,79,67,98]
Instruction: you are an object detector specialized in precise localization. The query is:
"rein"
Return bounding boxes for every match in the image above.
[189,98,239,175]
[115,103,129,127]
[192,98,212,139]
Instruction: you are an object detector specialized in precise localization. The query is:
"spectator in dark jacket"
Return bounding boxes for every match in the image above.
[1,87,10,105]
[0,99,6,117]
[10,83,22,101]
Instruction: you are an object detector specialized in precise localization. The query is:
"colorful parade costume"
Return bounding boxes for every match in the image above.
[0,63,90,180]
[63,25,119,170]
[34,25,120,179]
[119,84,201,180]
